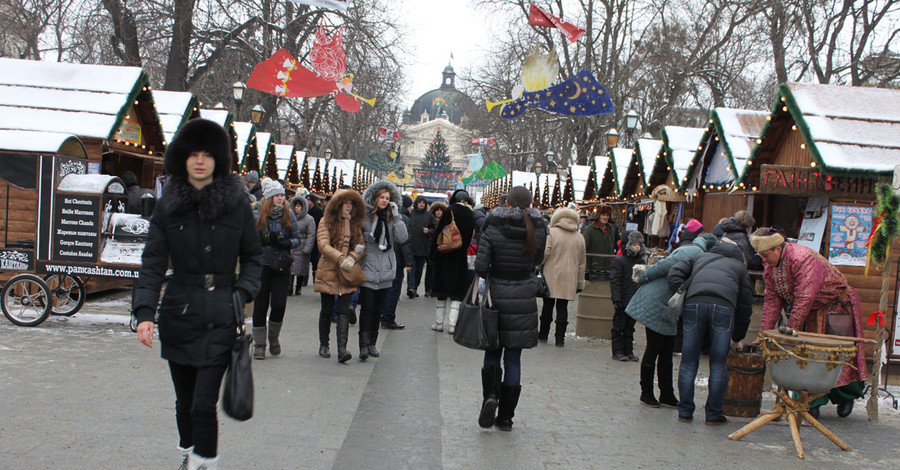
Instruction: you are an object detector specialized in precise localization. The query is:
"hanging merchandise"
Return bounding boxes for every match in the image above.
[527,3,585,43]
[486,48,614,119]
[247,24,376,112]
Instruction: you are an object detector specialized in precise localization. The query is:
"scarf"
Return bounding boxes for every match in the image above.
[371,209,391,252]
[271,204,284,219]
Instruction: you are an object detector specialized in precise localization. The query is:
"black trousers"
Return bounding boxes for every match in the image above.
[611,305,636,355]
[319,293,352,345]
[409,255,428,291]
[168,361,228,458]
[252,266,291,327]
[359,286,389,337]
[642,327,675,392]
[539,298,569,338]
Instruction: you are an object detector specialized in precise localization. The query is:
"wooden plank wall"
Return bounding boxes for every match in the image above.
[0,182,37,247]
[701,192,749,231]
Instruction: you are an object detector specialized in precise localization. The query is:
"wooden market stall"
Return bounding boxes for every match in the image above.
[198,108,238,171]
[737,82,900,366]
[234,121,260,174]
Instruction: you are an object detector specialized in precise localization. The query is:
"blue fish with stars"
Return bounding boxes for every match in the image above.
[499,70,614,119]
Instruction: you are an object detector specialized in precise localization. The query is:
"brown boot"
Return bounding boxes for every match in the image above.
[252,326,267,360]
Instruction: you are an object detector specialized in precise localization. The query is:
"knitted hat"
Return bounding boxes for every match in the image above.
[262,179,285,200]
[750,227,786,252]
[402,194,413,209]
[685,218,704,234]
[244,171,259,185]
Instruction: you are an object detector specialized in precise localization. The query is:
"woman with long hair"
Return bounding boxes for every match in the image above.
[251,180,301,360]
[474,186,548,431]
[314,189,367,363]
[424,201,446,296]
[357,180,408,358]
[133,119,262,469]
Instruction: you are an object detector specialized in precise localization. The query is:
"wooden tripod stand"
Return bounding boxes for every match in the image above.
[728,387,851,459]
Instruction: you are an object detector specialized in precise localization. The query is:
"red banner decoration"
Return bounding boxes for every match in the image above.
[378,127,402,141]
[528,4,585,43]
[471,137,496,147]
[868,310,886,327]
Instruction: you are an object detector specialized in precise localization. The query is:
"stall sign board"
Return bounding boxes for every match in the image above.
[828,204,873,266]
[52,195,101,262]
[759,165,876,198]
[0,249,32,271]
[797,197,828,252]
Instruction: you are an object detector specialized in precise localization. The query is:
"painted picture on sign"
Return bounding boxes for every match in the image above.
[829,204,873,266]
[798,197,828,252]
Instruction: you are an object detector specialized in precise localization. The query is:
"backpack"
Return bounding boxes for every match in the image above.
[437,209,463,253]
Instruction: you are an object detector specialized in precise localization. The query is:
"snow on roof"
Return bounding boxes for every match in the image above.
[199,108,230,128]
[785,82,900,173]
[611,148,633,194]
[662,126,706,186]
[0,129,85,155]
[152,90,195,142]
[511,170,537,188]
[537,173,557,193]
[570,164,591,201]
[57,174,125,194]
[0,58,147,140]
[712,108,768,177]
[635,138,662,177]
[233,122,255,162]
[306,157,356,186]
[274,144,294,178]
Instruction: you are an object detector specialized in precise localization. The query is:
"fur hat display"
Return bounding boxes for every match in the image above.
[262,179,285,200]
[164,118,233,179]
[244,171,259,185]
[749,227,786,252]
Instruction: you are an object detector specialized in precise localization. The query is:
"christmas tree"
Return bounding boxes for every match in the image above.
[420,130,452,171]
[300,156,311,189]
[264,148,278,180]
[562,171,574,204]
[286,152,300,185]
[312,159,322,193]
[552,176,561,207]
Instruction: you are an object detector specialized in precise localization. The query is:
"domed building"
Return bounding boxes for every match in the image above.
[399,65,479,186]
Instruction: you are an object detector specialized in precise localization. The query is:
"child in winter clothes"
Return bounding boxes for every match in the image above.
[610,231,647,361]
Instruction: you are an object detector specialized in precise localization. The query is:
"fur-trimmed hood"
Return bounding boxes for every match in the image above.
[289,194,309,219]
[322,188,366,227]
[157,173,248,222]
[550,208,579,228]
[485,206,546,234]
[362,180,402,211]
[164,118,232,179]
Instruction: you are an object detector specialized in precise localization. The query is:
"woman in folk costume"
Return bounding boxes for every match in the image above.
[251,180,301,359]
[750,228,867,418]
[539,207,586,347]
[474,186,548,431]
[429,190,476,333]
[358,180,408,359]
[133,119,262,470]
[315,189,367,363]
[288,192,317,296]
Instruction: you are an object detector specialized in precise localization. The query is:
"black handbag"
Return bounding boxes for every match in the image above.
[222,291,254,421]
[271,249,293,274]
[453,277,500,350]
[534,272,550,298]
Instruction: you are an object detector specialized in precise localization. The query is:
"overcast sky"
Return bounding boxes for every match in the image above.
[396,0,492,108]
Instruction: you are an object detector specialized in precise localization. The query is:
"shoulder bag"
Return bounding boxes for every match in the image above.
[667,257,716,318]
[453,276,500,350]
[337,233,366,287]
[534,271,550,298]
[437,210,463,253]
[223,290,254,421]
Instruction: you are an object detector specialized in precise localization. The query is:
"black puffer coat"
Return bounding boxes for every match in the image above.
[429,202,475,299]
[610,249,644,308]
[667,241,753,342]
[475,206,548,349]
[408,196,434,257]
[716,217,762,271]
[133,174,263,366]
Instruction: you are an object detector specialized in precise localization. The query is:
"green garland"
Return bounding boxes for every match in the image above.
[870,183,900,266]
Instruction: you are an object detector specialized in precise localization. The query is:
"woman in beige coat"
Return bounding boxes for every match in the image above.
[539,208,587,346]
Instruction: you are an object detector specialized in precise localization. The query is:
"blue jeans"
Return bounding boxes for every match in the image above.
[484,347,522,386]
[381,263,405,323]
[677,302,733,420]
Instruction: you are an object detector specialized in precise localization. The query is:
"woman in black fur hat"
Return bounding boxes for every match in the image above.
[133,118,263,470]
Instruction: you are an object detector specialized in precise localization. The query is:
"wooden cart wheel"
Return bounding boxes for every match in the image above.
[1,274,52,327]
[43,274,86,316]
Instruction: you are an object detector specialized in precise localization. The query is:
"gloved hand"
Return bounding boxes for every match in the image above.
[389,201,399,216]
[262,232,274,246]
[275,232,292,249]
[354,244,365,254]
[233,288,249,306]
[340,256,356,271]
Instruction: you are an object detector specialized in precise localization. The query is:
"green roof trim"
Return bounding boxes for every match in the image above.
[108,72,165,146]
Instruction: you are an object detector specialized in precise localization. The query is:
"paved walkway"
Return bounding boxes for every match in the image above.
[1,287,899,469]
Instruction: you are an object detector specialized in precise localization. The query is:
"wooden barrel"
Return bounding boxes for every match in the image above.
[723,345,766,418]
[575,278,613,339]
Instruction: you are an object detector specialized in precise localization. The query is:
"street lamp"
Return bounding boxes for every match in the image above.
[324,148,332,160]
[606,128,619,148]
[625,109,639,147]
[250,104,266,127]
[545,151,557,173]
[534,162,542,176]
[232,81,246,119]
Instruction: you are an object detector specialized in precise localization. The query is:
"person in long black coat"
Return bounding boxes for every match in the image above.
[133,119,262,469]
[610,231,647,362]
[429,190,475,333]
[474,186,548,432]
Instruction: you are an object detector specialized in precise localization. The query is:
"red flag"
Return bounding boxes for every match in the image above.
[487,137,496,147]
[471,138,480,145]
[377,127,387,139]
[528,4,585,43]
[392,130,401,141]
[247,49,336,98]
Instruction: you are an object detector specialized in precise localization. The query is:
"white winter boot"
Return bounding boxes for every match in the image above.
[177,445,193,470]
[432,298,447,331]
[447,300,461,334]
[187,452,218,470]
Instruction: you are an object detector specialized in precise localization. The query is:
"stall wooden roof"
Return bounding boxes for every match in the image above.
[0,130,87,157]
[0,58,164,152]
[274,144,296,182]
[153,90,199,143]
[233,122,258,172]
[610,147,633,197]
[739,82,900,185]
[634,137,663,191]
[653,126,706,191]
[686,108,768,193]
